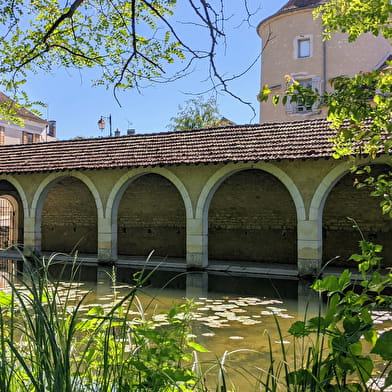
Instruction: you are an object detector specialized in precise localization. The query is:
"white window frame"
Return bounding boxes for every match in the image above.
[293,35,313,59]
[285,74,321,115]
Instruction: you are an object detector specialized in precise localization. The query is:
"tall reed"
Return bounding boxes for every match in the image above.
[0,253,200,392]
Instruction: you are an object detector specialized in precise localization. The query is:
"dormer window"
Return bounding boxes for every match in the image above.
[294,35,312,59]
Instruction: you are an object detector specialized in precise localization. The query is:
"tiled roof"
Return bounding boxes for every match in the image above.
[0,92,48,125]
[276,0,327,14]
[258,0,327,29]
[0,119,337,174]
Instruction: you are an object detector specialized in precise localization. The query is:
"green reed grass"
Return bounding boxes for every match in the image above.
[0,252,201,392]
[0,238,390,392]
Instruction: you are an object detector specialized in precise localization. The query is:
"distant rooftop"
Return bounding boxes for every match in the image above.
[0,92,47,125]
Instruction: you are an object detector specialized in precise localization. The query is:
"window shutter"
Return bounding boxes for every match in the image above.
[312,77,321,110]
[34,134,41,143]
[22,131,28,144]
[0,127,4,145]
[285,81,295,113]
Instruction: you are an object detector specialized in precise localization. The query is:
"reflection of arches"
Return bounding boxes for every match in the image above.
[115,173,187,258]
[322,164,391,264]
[108,168,192,260]
[34,175,100,254]
[0,196,18,248]
[207,168,298,263]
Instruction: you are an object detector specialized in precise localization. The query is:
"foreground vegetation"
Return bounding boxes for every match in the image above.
[0,242,391,392]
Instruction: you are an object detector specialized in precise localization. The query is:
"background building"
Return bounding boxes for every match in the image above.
[257,0,391,123]
[0,92,57,145]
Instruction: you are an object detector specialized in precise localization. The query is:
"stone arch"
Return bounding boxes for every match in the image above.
[196,162,305,223]
[0,176,29,218]
[310,159,391,265]
[0,178,27,247]
[196,162,305,262]
[309,160,353,222]
[32,172,102,254]
[109,169,190,260]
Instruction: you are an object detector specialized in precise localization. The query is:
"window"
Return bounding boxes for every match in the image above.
[285,76,321,115]
[298,39,310,58]
[22,131,34,144]
[297,80,313,112]
[294,35,312,59]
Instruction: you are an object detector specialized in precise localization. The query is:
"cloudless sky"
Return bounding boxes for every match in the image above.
[24,1,287,140]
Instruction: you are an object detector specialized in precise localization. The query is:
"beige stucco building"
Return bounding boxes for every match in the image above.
[257,0,391,123]
[0,92,57,145]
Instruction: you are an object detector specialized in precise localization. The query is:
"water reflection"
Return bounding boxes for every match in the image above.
[2,259,392,390]
[0,259,19,288]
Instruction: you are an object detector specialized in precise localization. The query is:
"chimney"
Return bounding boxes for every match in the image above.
[114,129,121,137]
[48,121,56,137]
[127,128,135,136]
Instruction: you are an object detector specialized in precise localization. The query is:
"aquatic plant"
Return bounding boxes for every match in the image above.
[253,238,392,392]
[0,253,202,392]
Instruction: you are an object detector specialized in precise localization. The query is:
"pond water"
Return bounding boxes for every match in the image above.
[1,258,391,390]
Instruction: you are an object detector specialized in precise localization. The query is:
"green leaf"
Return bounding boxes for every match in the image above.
[343,316,361,335]
[355,356,373,382]
[187,341,210,352]
[288,321,309,337]
[371,330,392,360]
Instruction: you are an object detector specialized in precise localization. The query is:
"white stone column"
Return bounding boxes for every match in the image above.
[186,217,208,269]
[297,219,322,277]
[23,214,40,256]
[97,216,115,262]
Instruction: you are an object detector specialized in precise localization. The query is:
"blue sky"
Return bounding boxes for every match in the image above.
[24,1,287,140]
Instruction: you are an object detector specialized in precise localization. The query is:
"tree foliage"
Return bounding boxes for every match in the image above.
[0,0,260,120]
[168,96,232,131]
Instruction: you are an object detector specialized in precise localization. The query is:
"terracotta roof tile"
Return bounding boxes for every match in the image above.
[0,119,337,174]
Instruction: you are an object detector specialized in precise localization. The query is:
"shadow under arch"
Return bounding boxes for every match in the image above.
[196,163,305,264]
[108,169,192,260]
[0,177,28,249]
[309,157,390,221]
[32,172,103,253]
[309,158,391,265]
[196,162,305,226]
[0,176,29,219]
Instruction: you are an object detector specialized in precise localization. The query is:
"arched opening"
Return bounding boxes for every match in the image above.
[41,177,98,254]
[0,181,23,248]
[208,169,297,263]
[323,165,392,266]
[117,174,186,259]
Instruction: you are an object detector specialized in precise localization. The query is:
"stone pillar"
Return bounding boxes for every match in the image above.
[186,217,208,269]
[97,217,115,263]
[23,214,39,256]
[297,219,322,277]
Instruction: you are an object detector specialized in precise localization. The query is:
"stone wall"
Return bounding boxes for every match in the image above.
[323,165,392,265]
[117,174,186,258]
[41,177,98,253]
[208,169,297,263]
